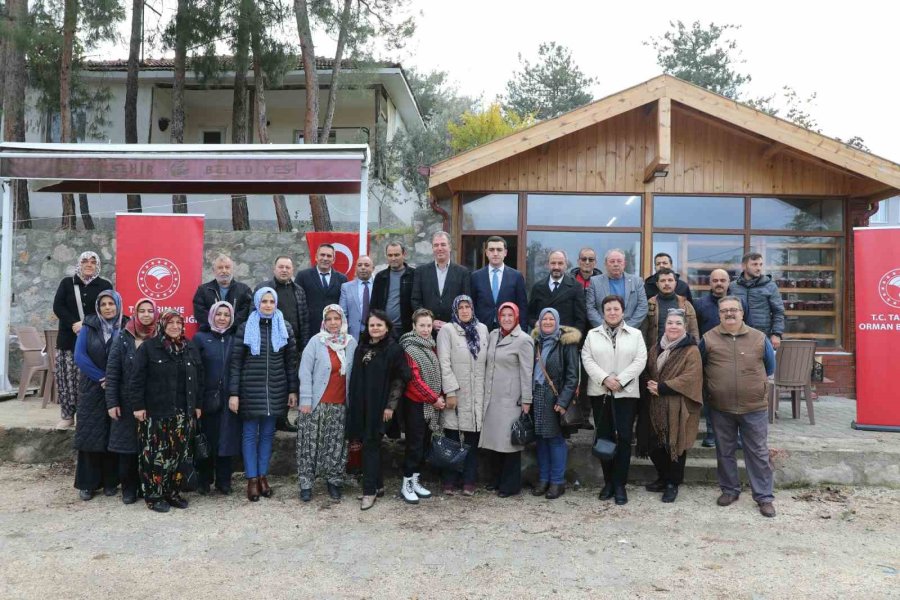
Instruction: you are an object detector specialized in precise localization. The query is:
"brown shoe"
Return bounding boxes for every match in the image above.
[247,478,260,502]
[758,502,776,518]
[717,492,739,507]
[259,476,273,498]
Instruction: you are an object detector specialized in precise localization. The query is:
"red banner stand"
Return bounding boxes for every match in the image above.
[306,231,369,281]
[116,214,205,338]
[852,226,900,432]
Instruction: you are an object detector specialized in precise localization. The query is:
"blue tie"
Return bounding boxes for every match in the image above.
[321,272,328,289]
[491,268,500,303]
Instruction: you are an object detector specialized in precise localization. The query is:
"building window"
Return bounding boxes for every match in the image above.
[654,195,744,229]
[201,129,225,144]
[528,194,641,228]
[652,233,744,297]
[751,197,843,231]
[869,198,893,225]
[294,129,338,144]
[462,194,518,231]
[525,231,640,286]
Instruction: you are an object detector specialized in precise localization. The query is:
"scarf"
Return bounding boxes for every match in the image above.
[244,287,289,356]
[158,309,186,354]
[124,298,158,344]
[399,330,443,434]
[534,307,561,385]
[94,290,123,343]
[656,332,687,373]
[208,300,234,335]
[497,301,520,337]
[604,320,623,349]
[451,295,481,359]
[317,304,352,375]
[75,251,101,286]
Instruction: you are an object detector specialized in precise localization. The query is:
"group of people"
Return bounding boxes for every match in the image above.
[52,232,784,517]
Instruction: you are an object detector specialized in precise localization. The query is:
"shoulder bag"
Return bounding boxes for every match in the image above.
[427,408,469,473]
[591,392,618,460]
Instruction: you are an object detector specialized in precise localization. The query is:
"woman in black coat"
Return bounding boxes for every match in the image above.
[346,309,410,511]
[105,297,158,504]
[194,301,242,495]
[53,251,112,429]
[130,310,204,513]
[73,290,123,501]
[229,287,299,503]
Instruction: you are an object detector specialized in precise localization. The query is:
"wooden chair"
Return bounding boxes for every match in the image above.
[43,329,59,407]
[769,340,817,425]
[14,326,50,403]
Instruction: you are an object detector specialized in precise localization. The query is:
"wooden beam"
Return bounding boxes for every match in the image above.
[761,142,783,162]
[643,98,671,183]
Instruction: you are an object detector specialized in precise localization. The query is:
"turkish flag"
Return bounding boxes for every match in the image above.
[306,231,370,281]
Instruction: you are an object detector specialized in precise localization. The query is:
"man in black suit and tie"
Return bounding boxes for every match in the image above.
[295,243,348,335]
[527,249,587,332]
[411,231,471,334]
[470,236,527,330]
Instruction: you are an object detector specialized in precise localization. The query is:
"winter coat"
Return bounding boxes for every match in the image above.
[53,275,113,351]
[695,294,751,336]
[700,324,774,415]
[531,326,581,438]
[436,321,488,432]
[479,325,535,453]
[298,335,358,412]
[728,274,785,337]
[646,337,703,459]
[229,320,300,420]
[194,330,242,457]
[192,279,253,333]
[585,273,649,329]
[255,278,312,351]
[644,272,694,304]
[581,323,647,398]
[346,337,410,441]
[105,329,142,454]
[370,263,416,336]
[129,336,203,418]
[640,294,700,350]
[73,315,114,452]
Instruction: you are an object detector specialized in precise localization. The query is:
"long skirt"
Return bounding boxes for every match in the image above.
[296,403,348,489]
[55,349,80,420]
[138,411,190,502]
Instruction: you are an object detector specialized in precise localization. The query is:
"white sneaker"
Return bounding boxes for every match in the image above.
[401,477,419,504]
[412,473,432,499]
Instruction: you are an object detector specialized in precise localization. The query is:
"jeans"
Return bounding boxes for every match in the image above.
[442,430,480,487]
[536,435,568,485]
[591,395,637,487]
[710,408,774,503]
[242,416,277,479]
[402,399,427,477]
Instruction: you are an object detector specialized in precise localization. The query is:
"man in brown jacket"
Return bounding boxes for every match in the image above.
[700,296,777,518]
[641,268,699,350]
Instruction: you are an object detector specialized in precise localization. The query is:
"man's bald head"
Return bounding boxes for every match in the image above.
[709,268,732,297]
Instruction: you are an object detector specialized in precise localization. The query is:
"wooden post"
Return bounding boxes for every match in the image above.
[643,97,671,183]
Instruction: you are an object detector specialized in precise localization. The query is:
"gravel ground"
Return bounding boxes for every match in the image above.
[0,463,897,600]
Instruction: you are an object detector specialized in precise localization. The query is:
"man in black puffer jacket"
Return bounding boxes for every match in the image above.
[728,252,785,351]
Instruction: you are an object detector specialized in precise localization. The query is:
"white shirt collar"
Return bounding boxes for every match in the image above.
[489,263,505,276]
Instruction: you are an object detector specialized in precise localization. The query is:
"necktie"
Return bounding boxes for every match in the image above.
[361,280,370,326]
[491,268,500,303]
[552,280,560,292]
[321,272,328,289]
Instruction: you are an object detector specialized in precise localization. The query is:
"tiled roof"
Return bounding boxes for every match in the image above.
[83,56,401,72]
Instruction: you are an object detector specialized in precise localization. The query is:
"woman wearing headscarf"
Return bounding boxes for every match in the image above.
[346,309,410,510]
[436,295,487,496]
[52,251,113,429]
[194,301,243,495]
[229,288,299,502]
[398,308,445,505]
[531,307,581,500]
[642,309,703,503]
[73,290,123,501]
[130,310,203,512]
[105,297,157,505]
[480,302,534,498]
[296,304,357,502]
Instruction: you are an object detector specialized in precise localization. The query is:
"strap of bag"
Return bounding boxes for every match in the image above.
[536,343,559,397]
[605,392,618,442]
[73,284,85,321]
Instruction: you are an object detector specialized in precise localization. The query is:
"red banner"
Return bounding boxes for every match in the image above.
[853,227,900,429]
[306,231,369,281]
[116,214,205,338]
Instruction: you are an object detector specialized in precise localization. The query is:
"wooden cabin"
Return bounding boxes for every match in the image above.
[427,75,900,396]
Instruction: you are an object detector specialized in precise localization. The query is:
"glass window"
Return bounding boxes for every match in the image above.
[751,197,843,231]
[461,194,518,230]
[869,199,889,224]
[525,231,641,288]
[654,196,744,229]
[527,194,641,227]
[652,234,744,296]
[461,235,518,271]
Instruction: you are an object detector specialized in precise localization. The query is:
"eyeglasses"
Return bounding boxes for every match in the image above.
[579,257,596,262]
[718,308,743,314]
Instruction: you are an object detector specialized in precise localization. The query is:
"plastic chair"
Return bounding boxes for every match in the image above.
[14,326,50,403]
[44,329,59,407]
[769,340,817,425]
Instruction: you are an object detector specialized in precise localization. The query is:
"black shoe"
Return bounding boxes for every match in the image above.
[147,500,170,513]
[579,423,595,431]
[497,490,518,498]
[701,436,716,448]
[545,484,565,500]
[197,483,210,496]
[122,489,137,505]
[532,482,550,496]
[166,494,189,509]
[103,487,118,497]
[614,486,628,505]
[276,416,298,433]
[644,479,666,493]
[327,483,342,501]
[78,489,93,501]
[598,483,614,500]
[300,488,312,502]
[485,483,499,492]
[215,484,232,496]
[662,484,679,503]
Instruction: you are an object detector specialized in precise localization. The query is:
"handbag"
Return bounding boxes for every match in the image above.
[537,342,584,428]
[591,393,618,460]
[193,421,211,463]
[175,461,199,492]
[511,410,536,446]
[428,407,469,472]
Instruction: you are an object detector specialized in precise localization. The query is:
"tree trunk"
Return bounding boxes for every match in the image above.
[170,0,188,213]
[252,30,292,232]
[79,194,95,230]
[319,0,352,142]
[230,0,251,230]
[124,0,143,212]
[3,0,31,229]
[59,0,78,230]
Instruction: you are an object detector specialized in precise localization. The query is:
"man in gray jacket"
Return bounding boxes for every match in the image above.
[586,248,648,328]
[728,252,785,350]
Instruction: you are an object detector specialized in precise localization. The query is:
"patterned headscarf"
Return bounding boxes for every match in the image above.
[317,304,352,375]
[124,298,158,341]
[208,301,234,335]
[451,295,481,359]
[243,287,288,356]
[75,251,101,285]
[94,290,122,343]
[158,309,186,354]
[535,307,561,385]
[497,302,520,336]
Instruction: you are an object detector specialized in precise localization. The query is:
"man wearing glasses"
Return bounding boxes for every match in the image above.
[570,248,602,289]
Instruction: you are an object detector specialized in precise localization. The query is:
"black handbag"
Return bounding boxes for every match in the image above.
[428,433,470,473]
[511,410,536,446]
[194,425,211,463]
[591,393,618,460]
[176,461,199,492]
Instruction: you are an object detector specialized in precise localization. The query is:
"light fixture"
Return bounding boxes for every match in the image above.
[652,168,669,178]
[606,216,618,227]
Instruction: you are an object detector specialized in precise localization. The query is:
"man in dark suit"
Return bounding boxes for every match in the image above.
[371,241,416,338]
[528,249,587,332]
[295,243,348,335]
[192,254,253,333]
[411,231,470,335]
[470,236,527,330]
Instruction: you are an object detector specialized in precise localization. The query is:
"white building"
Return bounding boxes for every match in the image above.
[869,196,900,227]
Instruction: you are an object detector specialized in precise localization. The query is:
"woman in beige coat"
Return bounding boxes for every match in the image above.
[480,302,534,497]
[437,295,488,495]
[582,294,647,506]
